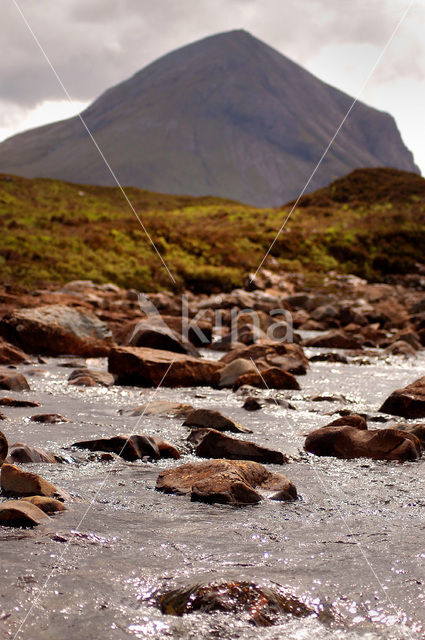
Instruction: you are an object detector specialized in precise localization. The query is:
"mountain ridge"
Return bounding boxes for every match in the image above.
[0,30,419,206]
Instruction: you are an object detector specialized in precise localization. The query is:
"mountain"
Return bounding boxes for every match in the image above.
[0,30,419,206]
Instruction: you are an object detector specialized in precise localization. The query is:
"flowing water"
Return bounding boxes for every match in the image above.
[0,349,424,640]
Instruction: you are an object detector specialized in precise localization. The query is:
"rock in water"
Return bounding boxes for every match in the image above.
[68,368,115,387]
[6,442,57,464]
[0,499,50,527]
[21,496,67,513]
[0,429,8,465]
[156,459,297,505]
[108,346,221,387]
[183,408,251,433]
[0,463,70,499]
[220,341,308,375]
[30,414,68,424]
[0,305,113,356]
[232,367,300,391]
[218,358,257,387]
[304,425,421,461]
[188,428,287,464]
[0,339,29,365]
[380,376,425,418]
[73,434,181,461]
[0,372,30,391]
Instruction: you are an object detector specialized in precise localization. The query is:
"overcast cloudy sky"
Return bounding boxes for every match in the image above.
[1,0,424,173]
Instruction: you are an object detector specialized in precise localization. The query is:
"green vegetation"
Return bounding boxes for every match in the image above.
[0,168,424,292]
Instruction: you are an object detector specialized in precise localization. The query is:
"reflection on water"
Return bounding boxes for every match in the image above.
[0,352,424,639]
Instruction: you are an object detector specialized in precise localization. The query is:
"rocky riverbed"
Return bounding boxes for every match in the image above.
[0,274,424,639]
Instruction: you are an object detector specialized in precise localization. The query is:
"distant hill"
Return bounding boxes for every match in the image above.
[0,168,424,291]
[0,30,419,207]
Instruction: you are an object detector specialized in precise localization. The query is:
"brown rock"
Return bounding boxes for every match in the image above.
[326,414,367,430]
[0,372,30,391]
[188,428,287,464]
[220,340,309,375]
[0,499,49,527]
[73,433,180,461]
[108,346,221,387]
[6,442,57,464]
[304,425,421,461]
[119,401,194,418]
[1,463,70,499]
[156,459,297,505]
[0,429,8,465]
[68,368,115,387]
[30,414,68,424]
[390,422,425,445]
[233,367,300,391]
[0,397,40,407]
[242,396,262,411]
[116,318,201,357]
[0,305,113,356]
[380,376,425,418]
[218,358,256,387]
[183,409,251,433]
[0,338,29,365]
[21,495,67,513]
[384,341,417,357]
[151,437,182,460]
[305,330,363,350]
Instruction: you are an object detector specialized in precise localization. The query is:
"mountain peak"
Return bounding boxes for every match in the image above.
[0,31,418,206]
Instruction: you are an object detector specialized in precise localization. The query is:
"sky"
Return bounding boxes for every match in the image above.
[0,0,424,174]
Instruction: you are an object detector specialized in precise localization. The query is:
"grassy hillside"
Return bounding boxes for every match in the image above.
[1,168,425,293]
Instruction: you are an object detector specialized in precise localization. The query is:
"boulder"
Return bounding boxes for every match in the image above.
[183,409,251,434]
[188,428,287,465]
[158,580,322,626]
[0,338,29,365]
[72,434,180,461]
[218,358,257,387]
[0,305,113,356]
[0,429,8,465]
[304,425,421,461]
[304,330,363,350]
[220,340,308,375]
[380,377,425,418]
[21,495,67,513]
[6,442,57,464]
[1,463,70,499]
[156,459,297,505]
[390,423,425,446]
[68,368,115,387]
[117,318,201,357]
[0,372,30,391]
[0,499,49,527]
[242,396,262,411]
[30,414,68,424]
[108,347,221,387]
[232,367,300,391]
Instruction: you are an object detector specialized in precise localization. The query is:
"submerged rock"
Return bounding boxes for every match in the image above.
[30,414,68,424]
[188,428,288,464]
[0,463,70,500]
[0,305,113,356]
[380,376,425,418]
[304,425,421,461]
[0,499,49,527]
[0,397,40,407]
[156,459,297,505]
[108,346,221,387]
[232,367,300,391]
[158,580,327,626]
[242,396,262,411]
[183,408,251,433]
[73,434,181,461]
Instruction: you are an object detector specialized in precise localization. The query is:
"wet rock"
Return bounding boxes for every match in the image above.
[220,340,308,375]
[304,425,421,461]
[0,305,113,356]
[0,499,49,527]
[5,442,57,464]
[242,396,262,411]
[218,358,256,388]
[30,414,68,424]
[0,372,30,391]
[309,352,348,363]
[73,434,181,461]
[152,437,182,460]
[0,429,8,465]
[1,464,70,499]
[108,346,221,387]
[120,401,194,418]
[0,338,29,365]
[326,414,367,430]
[0,397,40,408]
[233,367,300,391]
[305,330,363,350]
[122,319,200,357]
[384,341,416,356]
[188,428,287,464]
[68,368,115,387]
[156,459,297,505]
[380,376,425,418]
[390,422,425,446]
[158,580,324,626]
[21,495,67,513]
[183,408,251,434]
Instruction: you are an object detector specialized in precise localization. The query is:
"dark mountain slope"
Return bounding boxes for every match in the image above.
[0,30,419,206]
